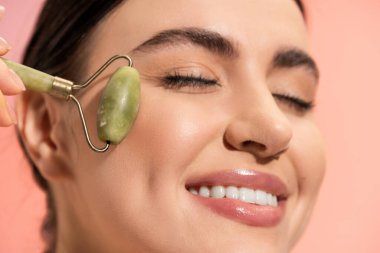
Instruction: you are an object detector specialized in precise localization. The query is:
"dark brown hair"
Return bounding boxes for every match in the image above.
[21,1,305,252]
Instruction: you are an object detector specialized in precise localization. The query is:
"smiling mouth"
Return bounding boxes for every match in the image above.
[185,169,288,227]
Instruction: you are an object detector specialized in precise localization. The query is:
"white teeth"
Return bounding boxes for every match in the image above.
[255,190,268,206]
[239,187,256,204]
[210,186,225,198]
[225,186,239,199]
[246,189,257,204]
[265,193,278,207]
[189,188,198,195]
[188,185,279,207]
[272,195,278,207]
[267,193,274,206]
[199,186,210,197]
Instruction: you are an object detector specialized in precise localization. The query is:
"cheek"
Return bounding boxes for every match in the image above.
[285,118,326,248]
[127,87,225,176]
[289,117,326,199]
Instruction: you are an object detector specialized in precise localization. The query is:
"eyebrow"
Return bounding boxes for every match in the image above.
[132,27,319,81]
[272,48,319,81]
[132,27,238,58]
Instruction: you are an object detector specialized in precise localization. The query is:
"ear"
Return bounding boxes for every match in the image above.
[16,91,73,181]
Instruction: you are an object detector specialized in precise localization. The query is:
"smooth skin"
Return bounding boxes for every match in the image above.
[11,0,326,253]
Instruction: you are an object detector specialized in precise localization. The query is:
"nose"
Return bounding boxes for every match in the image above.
[224,90,293,160]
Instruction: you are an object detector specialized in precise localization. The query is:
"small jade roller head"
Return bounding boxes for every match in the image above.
[1,55,141,153]
[97,66,140,145]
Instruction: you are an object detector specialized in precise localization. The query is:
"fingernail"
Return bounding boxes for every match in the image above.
[0,37,11,52]
[6,100,17,124]
[9,69,26,91]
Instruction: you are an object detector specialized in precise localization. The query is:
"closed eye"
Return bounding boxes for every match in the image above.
[272,93,315,113]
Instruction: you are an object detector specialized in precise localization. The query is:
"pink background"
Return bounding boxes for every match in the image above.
[1,0,379,252]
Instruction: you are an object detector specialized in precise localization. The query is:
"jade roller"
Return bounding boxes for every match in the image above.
[1,55,140,153]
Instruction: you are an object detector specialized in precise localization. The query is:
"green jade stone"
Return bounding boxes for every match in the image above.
[1,57,54,93]
[97,66,140,144]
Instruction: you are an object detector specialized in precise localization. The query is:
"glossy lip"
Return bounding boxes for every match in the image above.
[185,168,288,227]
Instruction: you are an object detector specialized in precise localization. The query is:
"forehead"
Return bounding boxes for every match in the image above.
[92,0,309,60]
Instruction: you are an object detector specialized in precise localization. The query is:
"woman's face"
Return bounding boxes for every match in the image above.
[39,0,325,252]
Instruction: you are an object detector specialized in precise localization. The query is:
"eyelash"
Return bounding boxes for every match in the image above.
[162,72,220,88]
[161,73,314,112]
[272,93,315,112]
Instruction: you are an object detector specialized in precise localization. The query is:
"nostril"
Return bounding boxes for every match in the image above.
[241,140,266,151]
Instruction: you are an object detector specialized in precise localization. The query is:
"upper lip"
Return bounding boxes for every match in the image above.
[185,168,289,199]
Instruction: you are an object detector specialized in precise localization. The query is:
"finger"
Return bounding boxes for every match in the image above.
[0,6,11,56]
[0,59,25,95]
[0,90,16,126]
[0,5,4,19]
[0,37,11,55]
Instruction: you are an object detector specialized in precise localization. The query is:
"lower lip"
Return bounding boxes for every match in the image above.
[189,193,286,227]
